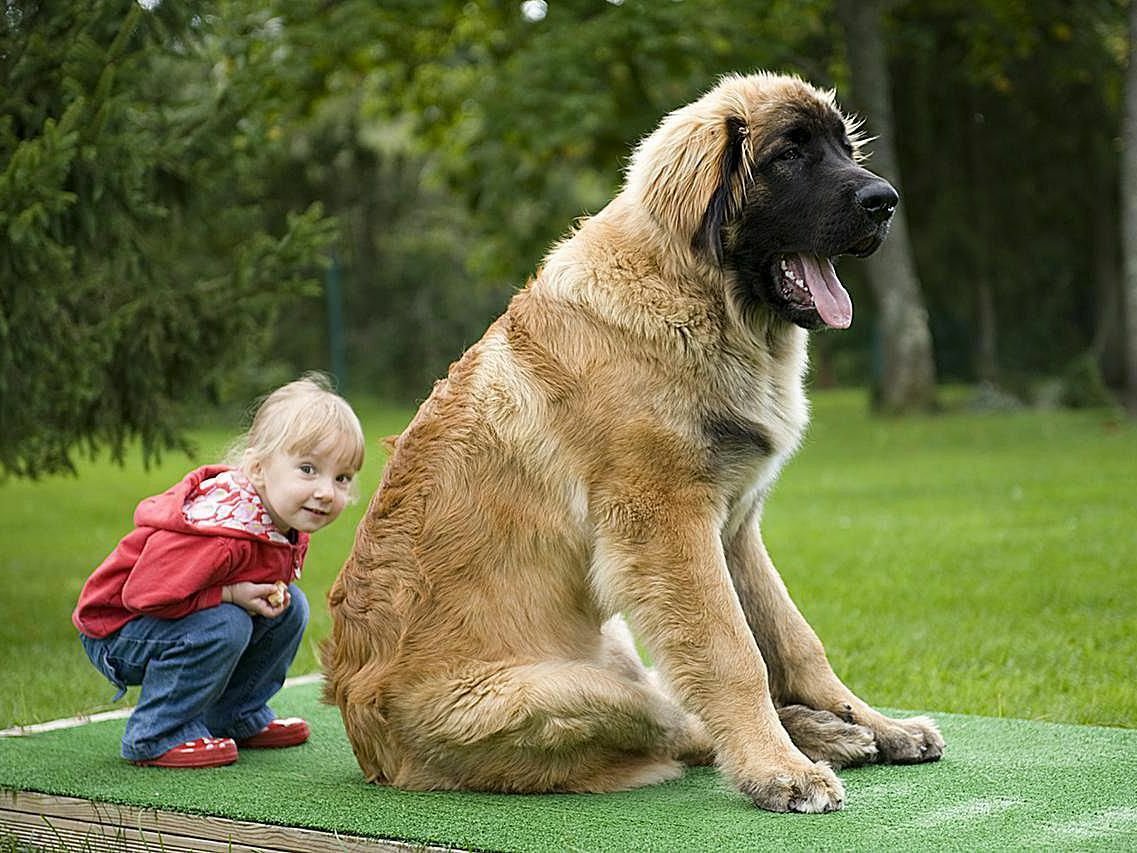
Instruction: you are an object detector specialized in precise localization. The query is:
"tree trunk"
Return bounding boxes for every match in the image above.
[965,89,1000,385]
[1092,173,1124,388]
[1123,0,1137,415]
[975,279,998,384]
[836,0,937,413]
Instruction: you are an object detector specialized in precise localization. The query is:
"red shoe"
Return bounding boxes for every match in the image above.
[133,737,237,768]
[236,717,310,749]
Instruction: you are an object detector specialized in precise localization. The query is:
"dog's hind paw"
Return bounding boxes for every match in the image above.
[778,704,878,769]
[873,714,944,764]
[738,761,845,813]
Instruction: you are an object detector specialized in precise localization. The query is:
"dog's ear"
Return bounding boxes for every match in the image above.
[693,116,749,265]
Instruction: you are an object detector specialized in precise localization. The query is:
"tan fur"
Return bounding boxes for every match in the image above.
[323,72,942,813]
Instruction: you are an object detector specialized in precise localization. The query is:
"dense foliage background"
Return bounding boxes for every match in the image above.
[2,0,1131,476]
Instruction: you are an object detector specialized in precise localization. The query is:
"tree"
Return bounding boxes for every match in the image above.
[1124,0,1137,415]
[0,1,335,478]
[878,0,1131,402]
[835,0,938,412]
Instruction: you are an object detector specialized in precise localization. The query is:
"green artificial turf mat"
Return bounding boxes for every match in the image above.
[2,679,1136,851]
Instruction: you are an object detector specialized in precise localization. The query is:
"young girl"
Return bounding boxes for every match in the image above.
[73,374,365,768]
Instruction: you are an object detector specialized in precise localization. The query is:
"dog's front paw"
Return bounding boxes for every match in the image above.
[738,760,845,813]
[873,715,944,764]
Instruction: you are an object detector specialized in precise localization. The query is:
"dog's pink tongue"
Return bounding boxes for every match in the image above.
[798,254,853,329]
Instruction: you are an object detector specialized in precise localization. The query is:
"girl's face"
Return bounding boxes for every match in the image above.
[246,439,357,535]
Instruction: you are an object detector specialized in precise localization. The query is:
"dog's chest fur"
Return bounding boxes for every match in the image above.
[696,324,811,535]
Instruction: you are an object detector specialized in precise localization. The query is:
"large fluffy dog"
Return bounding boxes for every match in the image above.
[323,72,943,813]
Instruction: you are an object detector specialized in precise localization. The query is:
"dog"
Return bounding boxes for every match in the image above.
[323,71,943,814]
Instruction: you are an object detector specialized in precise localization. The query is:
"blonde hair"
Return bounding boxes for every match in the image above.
[227,372,366,498]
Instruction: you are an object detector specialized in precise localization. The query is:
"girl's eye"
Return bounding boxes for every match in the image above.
[299,463,316,475]
[336,473,354,485]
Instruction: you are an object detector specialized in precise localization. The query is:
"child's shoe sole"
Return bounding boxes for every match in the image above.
[132,736,237,768]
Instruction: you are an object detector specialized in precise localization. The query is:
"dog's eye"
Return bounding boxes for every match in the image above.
[787,127,811,146]
[777,148,802,162]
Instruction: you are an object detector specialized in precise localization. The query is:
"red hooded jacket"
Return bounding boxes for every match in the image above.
[73,465,309,639]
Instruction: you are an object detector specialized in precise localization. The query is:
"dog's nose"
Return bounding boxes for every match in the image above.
[855,180,898,224]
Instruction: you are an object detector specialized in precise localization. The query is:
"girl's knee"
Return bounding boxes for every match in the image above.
[205,604,255,655]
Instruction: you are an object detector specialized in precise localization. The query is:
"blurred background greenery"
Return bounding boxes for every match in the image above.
[3,391,1134,729]
[3,0,1136,477]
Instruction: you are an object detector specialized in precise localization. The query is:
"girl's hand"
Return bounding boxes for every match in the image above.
[222,581,290,618]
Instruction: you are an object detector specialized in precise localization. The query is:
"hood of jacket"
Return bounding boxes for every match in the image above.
[134,464,294,545]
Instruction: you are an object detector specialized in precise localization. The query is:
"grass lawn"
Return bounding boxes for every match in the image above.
[1,388,1134,731]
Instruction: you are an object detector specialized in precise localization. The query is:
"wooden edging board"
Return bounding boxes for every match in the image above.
[1,789,457,853]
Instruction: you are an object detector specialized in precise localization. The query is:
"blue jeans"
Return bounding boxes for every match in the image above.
[79,585,309,761]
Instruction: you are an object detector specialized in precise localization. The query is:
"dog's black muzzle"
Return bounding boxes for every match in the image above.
[841,174,897,257]
[855,178,898,225]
